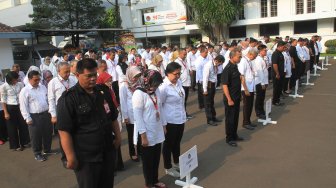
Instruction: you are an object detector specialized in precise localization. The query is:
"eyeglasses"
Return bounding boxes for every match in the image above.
[81,72,98,78]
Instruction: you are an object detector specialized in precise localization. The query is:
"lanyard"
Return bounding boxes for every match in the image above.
[148,93,158,111]
[172,84,184,97]
[58,77,70,91]
[243,57,253,72]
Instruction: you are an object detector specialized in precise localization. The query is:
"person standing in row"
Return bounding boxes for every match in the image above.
[289,39,302,90]
[174,48,193,119]
[195,45,208,111]
[187,47,197,91]
[11,64,25,83]
[57,59,121,188]
[148,54,165,79]
[132,70,166,188]
[203,55,224,126]
[0,78,7,145]
[1,71,30,151]
[19,70,53,161]
[159,62,186,178]
[222,48,243,147]
[69,59,78,82]
[238,48,258,130]
[253,45,269,119]
[272,41,287,106]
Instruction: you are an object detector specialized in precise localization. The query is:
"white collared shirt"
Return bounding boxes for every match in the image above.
[69,73,78,83]
[316,41,322,53]
[132,89,166,146]
[253,56,269,86]
[203,61,218,92]
[128,53,135,64]
[141,51,152,67]
[302,46,310,61]
[48,75,77,117]
[296,45,305,62]
[159,78,186,124]
[18,71,25,83]
[106,59,118,82]
[116,65,127,83]
[19,83,49,123]
[238,56,255,92]
[0,82,4,110]
[0,82,24,105]
[187,51,197,71]
[283,52,292,78]
[223,50,231,69]
[119,82,135,124]
[195,56,208,83]
[175,57,191,87]
[160,52,170,69]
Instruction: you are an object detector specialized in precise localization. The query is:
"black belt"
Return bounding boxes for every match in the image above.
[30,111,49,115]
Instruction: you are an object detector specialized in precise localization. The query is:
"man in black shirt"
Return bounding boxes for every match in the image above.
[57,58,121,188]
[272,41,286,106]
[222,48,242,147]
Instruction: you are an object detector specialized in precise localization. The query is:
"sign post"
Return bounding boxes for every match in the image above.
[289,80,304,98]
[311,64,320,77]
[302,70,314,86]
[258,98,277,126]
[324,56,332,66]
[175,146,203,188]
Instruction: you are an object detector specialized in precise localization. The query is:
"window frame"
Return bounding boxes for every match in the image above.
[260,0,268,18]
[296,0,304,15]
[307,0,315,13]
[141,7,155,25]
[270,0,277,17]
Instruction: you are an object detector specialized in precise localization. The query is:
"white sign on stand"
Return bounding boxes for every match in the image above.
[324,56,332,66]
[258,98,277,126]
[289,80,304,98]
[302,70,314,86]
[175,146,203,188]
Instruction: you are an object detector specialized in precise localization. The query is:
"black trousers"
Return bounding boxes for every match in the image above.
[204,82,216,122]
[290,62,302,89]
[272,76,284,104]
[75,149,116,188]
[224,98,240,142]
[0,110,7,141]
[29,112,53,155]
[162,123,184,169]
[268,67,272,81]
[182,86,190,113]
[255,84,266,116]
[216,73,222,87]
[115,146,124,171]
[112,81,120,104]
[6,105,30,149]
[141,143,162,187]
[190,71,196,90]
[242,91,254,125]
[283,78,290,92]
[197,82,204,109]
[125,123,141,157]
[310,55,316,72]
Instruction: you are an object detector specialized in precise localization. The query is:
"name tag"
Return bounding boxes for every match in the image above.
[103,100,110,114]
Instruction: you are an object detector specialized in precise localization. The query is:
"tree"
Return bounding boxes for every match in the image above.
[99,7,122,42]
[183,0,243,43]
[29,0,105,47]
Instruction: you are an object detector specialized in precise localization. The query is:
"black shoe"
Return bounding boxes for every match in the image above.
[257,114,266,119]
[213,118,222,123]
[273,102,284,106]
[35,154,46,162]
[226,141,237,147]
[249,123,257,128]
[235,137,244,142]
[242,124,255,130]
[207,121,218,126]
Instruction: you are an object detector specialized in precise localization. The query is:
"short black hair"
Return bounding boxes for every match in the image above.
[258,44,267,51]
[165,62,181,75]
[28,70,40,79]
[214,55,224,63]
[277,41,287,47]
[76,58,98,74]
[5,71,19,84]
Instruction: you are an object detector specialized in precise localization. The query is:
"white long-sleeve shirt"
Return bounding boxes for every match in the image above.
[283,52,292,78]
[238,56,255,92]
[159,78,186,125]
[296,45,305,62]
[119,82,135,124]
[186,51,197,71]
[141,51,152,67]
[175,57,191,87]
[106,59,118,82]
[195,56,208,83]
[19,83,49,123]
[0,82,24,105]
[116,65,127,83]
[253,55,269,86]
[160,52,170,69]
[202,61,218,93]
[303,46,310,61]
[48,75,77,117]
[132,89,166,146]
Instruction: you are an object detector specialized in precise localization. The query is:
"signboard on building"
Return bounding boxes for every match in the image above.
[144,10,186,25]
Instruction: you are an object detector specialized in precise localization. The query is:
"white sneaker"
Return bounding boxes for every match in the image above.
[165,168,180,177]
[172,163,180,171]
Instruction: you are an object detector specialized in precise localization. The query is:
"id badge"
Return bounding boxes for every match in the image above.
[156,111,160,121]
[104,100,111,113]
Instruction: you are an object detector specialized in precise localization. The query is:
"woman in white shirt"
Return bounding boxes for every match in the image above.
[119,66,142,162]
[116,54,128,84]
[148,54,165,78]
[159,62,186,178]
[132,70,166,188]
[0,79,7,145]
[1,71,30,150]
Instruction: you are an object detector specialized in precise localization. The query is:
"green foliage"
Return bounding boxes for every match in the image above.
[99,7,122,42]
[183,0,243,43]
[324,39,336,47]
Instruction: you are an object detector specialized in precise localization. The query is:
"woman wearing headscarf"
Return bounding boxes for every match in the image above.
[119,66,142,162]
[40,56,51,72]
[42,70,53,89]
[96,72,124,171]
[132,70,167,188]
[159,62,186,178]
[148,54,165,78]
[1,71,30,150]
[23,66,41,86]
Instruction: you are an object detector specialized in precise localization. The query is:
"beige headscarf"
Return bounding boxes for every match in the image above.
[126,66,142,92]
[151,54,163,67]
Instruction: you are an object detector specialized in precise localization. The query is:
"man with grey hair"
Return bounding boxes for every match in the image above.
[238,48,258,130]
[48,62,77,125]
[69,59,78,82]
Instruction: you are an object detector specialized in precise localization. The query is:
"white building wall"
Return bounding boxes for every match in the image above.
[0,39,14,70]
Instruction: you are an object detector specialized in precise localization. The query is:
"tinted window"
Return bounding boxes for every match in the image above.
[13,51,30,60]
[260,23,279,36]
[294,20,317,34]
[229,26,246,38]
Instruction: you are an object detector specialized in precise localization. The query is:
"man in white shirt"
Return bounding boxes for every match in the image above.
[242,38,258,56]
[106,51,118,83]
[187,47,197,91]
[69,59,78,82]
[223,43,238,69]
[174,49,193,119]
[141,46,152,67]
[19,70,54,162]
[128,48,137,65]
[203,55,224,126]
[253,45,269,120]
[238,48,258,130]
[160,46,170,69]
[195,45,208,111]
[11,64,25,83]
[316,35,322,64]
[74,51,82,61]
[48,62,77,125]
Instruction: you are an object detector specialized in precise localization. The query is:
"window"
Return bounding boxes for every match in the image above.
[296,0,304,14]
[307,0,315,13]
[270,0,277,17]
[294,20,317,34]
[142,8,154,25]
[239,0,245,20]
[229,26,246,38]
[260,23,279,36]
[260,0,268,18]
